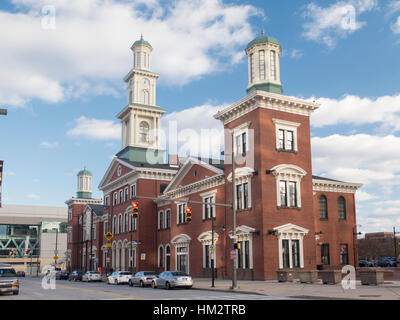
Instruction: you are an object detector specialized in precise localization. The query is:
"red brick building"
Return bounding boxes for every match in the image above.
[66,33,362,280]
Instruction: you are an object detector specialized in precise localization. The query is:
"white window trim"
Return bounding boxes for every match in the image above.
[164,209,171,229]
[176,202,187,225]
[130,183,137,198]
[274,224,308,269]
[200,190,217,219]
[272,118,300,152]
[235,226,254,269]
[235,178,252,210]
[164,244,171,271]
[124,187,129,202]
[271,164,306,208]
[233,121,251,155]
[198,231,219,268]
[158,210,164,230]
[158,245,164,268]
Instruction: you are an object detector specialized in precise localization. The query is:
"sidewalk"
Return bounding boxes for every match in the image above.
[192,278,400,300]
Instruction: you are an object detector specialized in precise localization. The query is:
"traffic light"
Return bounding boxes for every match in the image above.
[234,243,241,250]
[9,248,14,257]
[132,201,139,218]
[185,206,192,223]
[25,249,30,255]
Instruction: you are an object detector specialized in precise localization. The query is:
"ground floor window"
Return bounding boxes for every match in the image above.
[340,244,348,265]
[237,240,250,269]
[165,245,171,271]
[176,246,189,274]
[321,244,330,265]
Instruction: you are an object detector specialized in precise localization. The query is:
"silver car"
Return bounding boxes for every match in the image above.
[0,263,19,295]
[151,271,193,289]
[82,271,102,282]
[129,271,157,287]
[107,271,132,285]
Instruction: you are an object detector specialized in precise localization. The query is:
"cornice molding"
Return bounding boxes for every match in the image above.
[165,174,225,200]
[312,179,362,194]
[214,90,320,125]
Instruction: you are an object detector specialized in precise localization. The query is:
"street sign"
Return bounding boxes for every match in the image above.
[104,232,114,241]
[140,253,146,261]
[106,242,111,248]
[106,257,110,263]
[209,245,216,252]
[54,255,59,260]
[54,250,58,255]
[230,250,237,260]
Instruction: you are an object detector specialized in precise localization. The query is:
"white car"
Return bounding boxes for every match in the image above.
[107,271,132,285]
[82,271,102,282]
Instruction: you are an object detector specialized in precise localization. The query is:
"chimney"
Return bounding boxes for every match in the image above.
[169,154,179,167]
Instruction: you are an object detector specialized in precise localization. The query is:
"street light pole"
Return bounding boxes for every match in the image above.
[230,131,237,290]
[211,208,215,287]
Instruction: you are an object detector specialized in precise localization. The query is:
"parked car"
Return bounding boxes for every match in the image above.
[151,271,193,289]
[16,271,25,277]
[129,271,157,287]
[0,263,19,295]
[82,271,102,282]
[376,257,395,267]
[68,270,83,281]
[107,271,132,285]
[56,270,69,280]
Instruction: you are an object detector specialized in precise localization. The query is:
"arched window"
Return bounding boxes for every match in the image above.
[141,90,149,105]
[270,50,276,80]
[250,53,255,83]
[139,121,150,143]
[338,196,346,220]
[319,195,328,220]
[124,213,128,232]
[259,50,265,80]
[165,245,171,271]
[112,216,117,234]
[129,90,133,104]
[158,246,164,268]
[118,214,122,234]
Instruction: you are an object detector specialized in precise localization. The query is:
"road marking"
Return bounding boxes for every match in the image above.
[22,279,147,300]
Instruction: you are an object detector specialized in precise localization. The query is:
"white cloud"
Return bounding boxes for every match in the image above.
[40,141,58,149]
[67,116,120,140]
[311,94,400,132]
[301,0,378,47]
[312,134,400,187]
[355,190,377,202]
[0,0,259,107]
[26,193,40,200]
[162,103,226,158]
[392,16,400,34]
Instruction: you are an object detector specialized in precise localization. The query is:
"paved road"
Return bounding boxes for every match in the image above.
[0,276,288,300]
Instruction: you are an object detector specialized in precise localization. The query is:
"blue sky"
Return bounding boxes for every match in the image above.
[0,0,399,234]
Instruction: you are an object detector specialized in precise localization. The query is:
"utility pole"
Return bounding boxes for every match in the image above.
[394,227,398,259]
[230,131,237,290]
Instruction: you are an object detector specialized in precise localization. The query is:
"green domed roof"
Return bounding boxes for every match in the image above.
[132,35,152,48]
[246,30,279,50]
[77,169,92,176]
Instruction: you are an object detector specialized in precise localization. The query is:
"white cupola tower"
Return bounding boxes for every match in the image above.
[116,35,166,164]
[77,168,92,199]
[245,30,283,95]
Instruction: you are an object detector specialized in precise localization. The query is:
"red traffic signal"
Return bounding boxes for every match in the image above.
[132,201,139,218]
[185,206,192,222]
